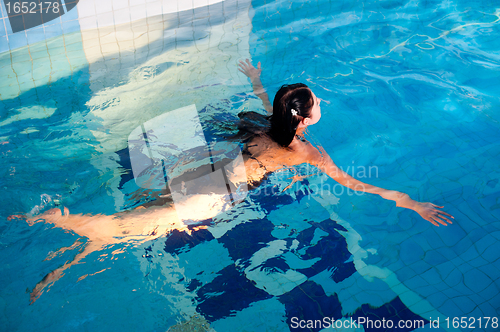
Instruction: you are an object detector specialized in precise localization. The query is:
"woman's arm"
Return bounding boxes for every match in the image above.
[308,146,453,226]
[238,59,273,114]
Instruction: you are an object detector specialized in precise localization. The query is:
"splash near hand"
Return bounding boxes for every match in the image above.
[414,202,454,227]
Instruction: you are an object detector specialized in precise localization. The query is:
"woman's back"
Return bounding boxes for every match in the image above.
[241,133,320,186]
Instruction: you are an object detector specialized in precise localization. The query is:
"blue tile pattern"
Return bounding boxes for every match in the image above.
[0,0,499,331]
[245,0,500,330]
[144,179,431,331]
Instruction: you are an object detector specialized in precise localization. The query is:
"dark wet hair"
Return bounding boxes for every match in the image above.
[269,83,314,147]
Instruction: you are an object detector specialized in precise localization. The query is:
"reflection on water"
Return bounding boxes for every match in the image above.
[1,0,500,331]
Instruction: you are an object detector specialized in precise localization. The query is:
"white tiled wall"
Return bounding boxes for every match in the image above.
[0,0,254,214]
[79,0,253,211]
[0,0,226,53]
[0,0,252,101]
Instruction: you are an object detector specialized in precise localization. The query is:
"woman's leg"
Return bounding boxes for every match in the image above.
[14,192,236,303]
[30,239,107,304]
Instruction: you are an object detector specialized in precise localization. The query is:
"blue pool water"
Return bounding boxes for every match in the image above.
[1,0,499,331]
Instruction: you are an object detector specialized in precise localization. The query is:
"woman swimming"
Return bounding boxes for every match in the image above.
[237,59,453,226]
[14,59,452,303]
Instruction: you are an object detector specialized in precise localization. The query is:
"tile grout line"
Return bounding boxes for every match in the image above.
[0,0,9,44]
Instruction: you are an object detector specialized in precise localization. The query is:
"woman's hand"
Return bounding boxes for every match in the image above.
[378,190,454,226]
[413,202,454,227]
[238,59,262,80]
[237,59,272,113]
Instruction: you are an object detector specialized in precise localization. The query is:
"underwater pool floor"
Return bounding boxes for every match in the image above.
[1,0,500,331]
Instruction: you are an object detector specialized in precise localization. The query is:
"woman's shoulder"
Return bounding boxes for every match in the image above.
[244,134,322,167]
[288,137,324,165]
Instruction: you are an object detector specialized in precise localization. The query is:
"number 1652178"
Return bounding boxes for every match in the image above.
[5,2,61,14]
[445,317,498,329]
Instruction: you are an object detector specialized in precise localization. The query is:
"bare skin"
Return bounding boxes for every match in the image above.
[12,205,186,303]
[238,58,454,227]
[13,59,453,304]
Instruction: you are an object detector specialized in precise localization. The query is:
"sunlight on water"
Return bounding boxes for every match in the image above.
[1,0,499,331]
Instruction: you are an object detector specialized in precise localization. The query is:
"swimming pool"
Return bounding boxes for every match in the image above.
[1,0,499,331]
